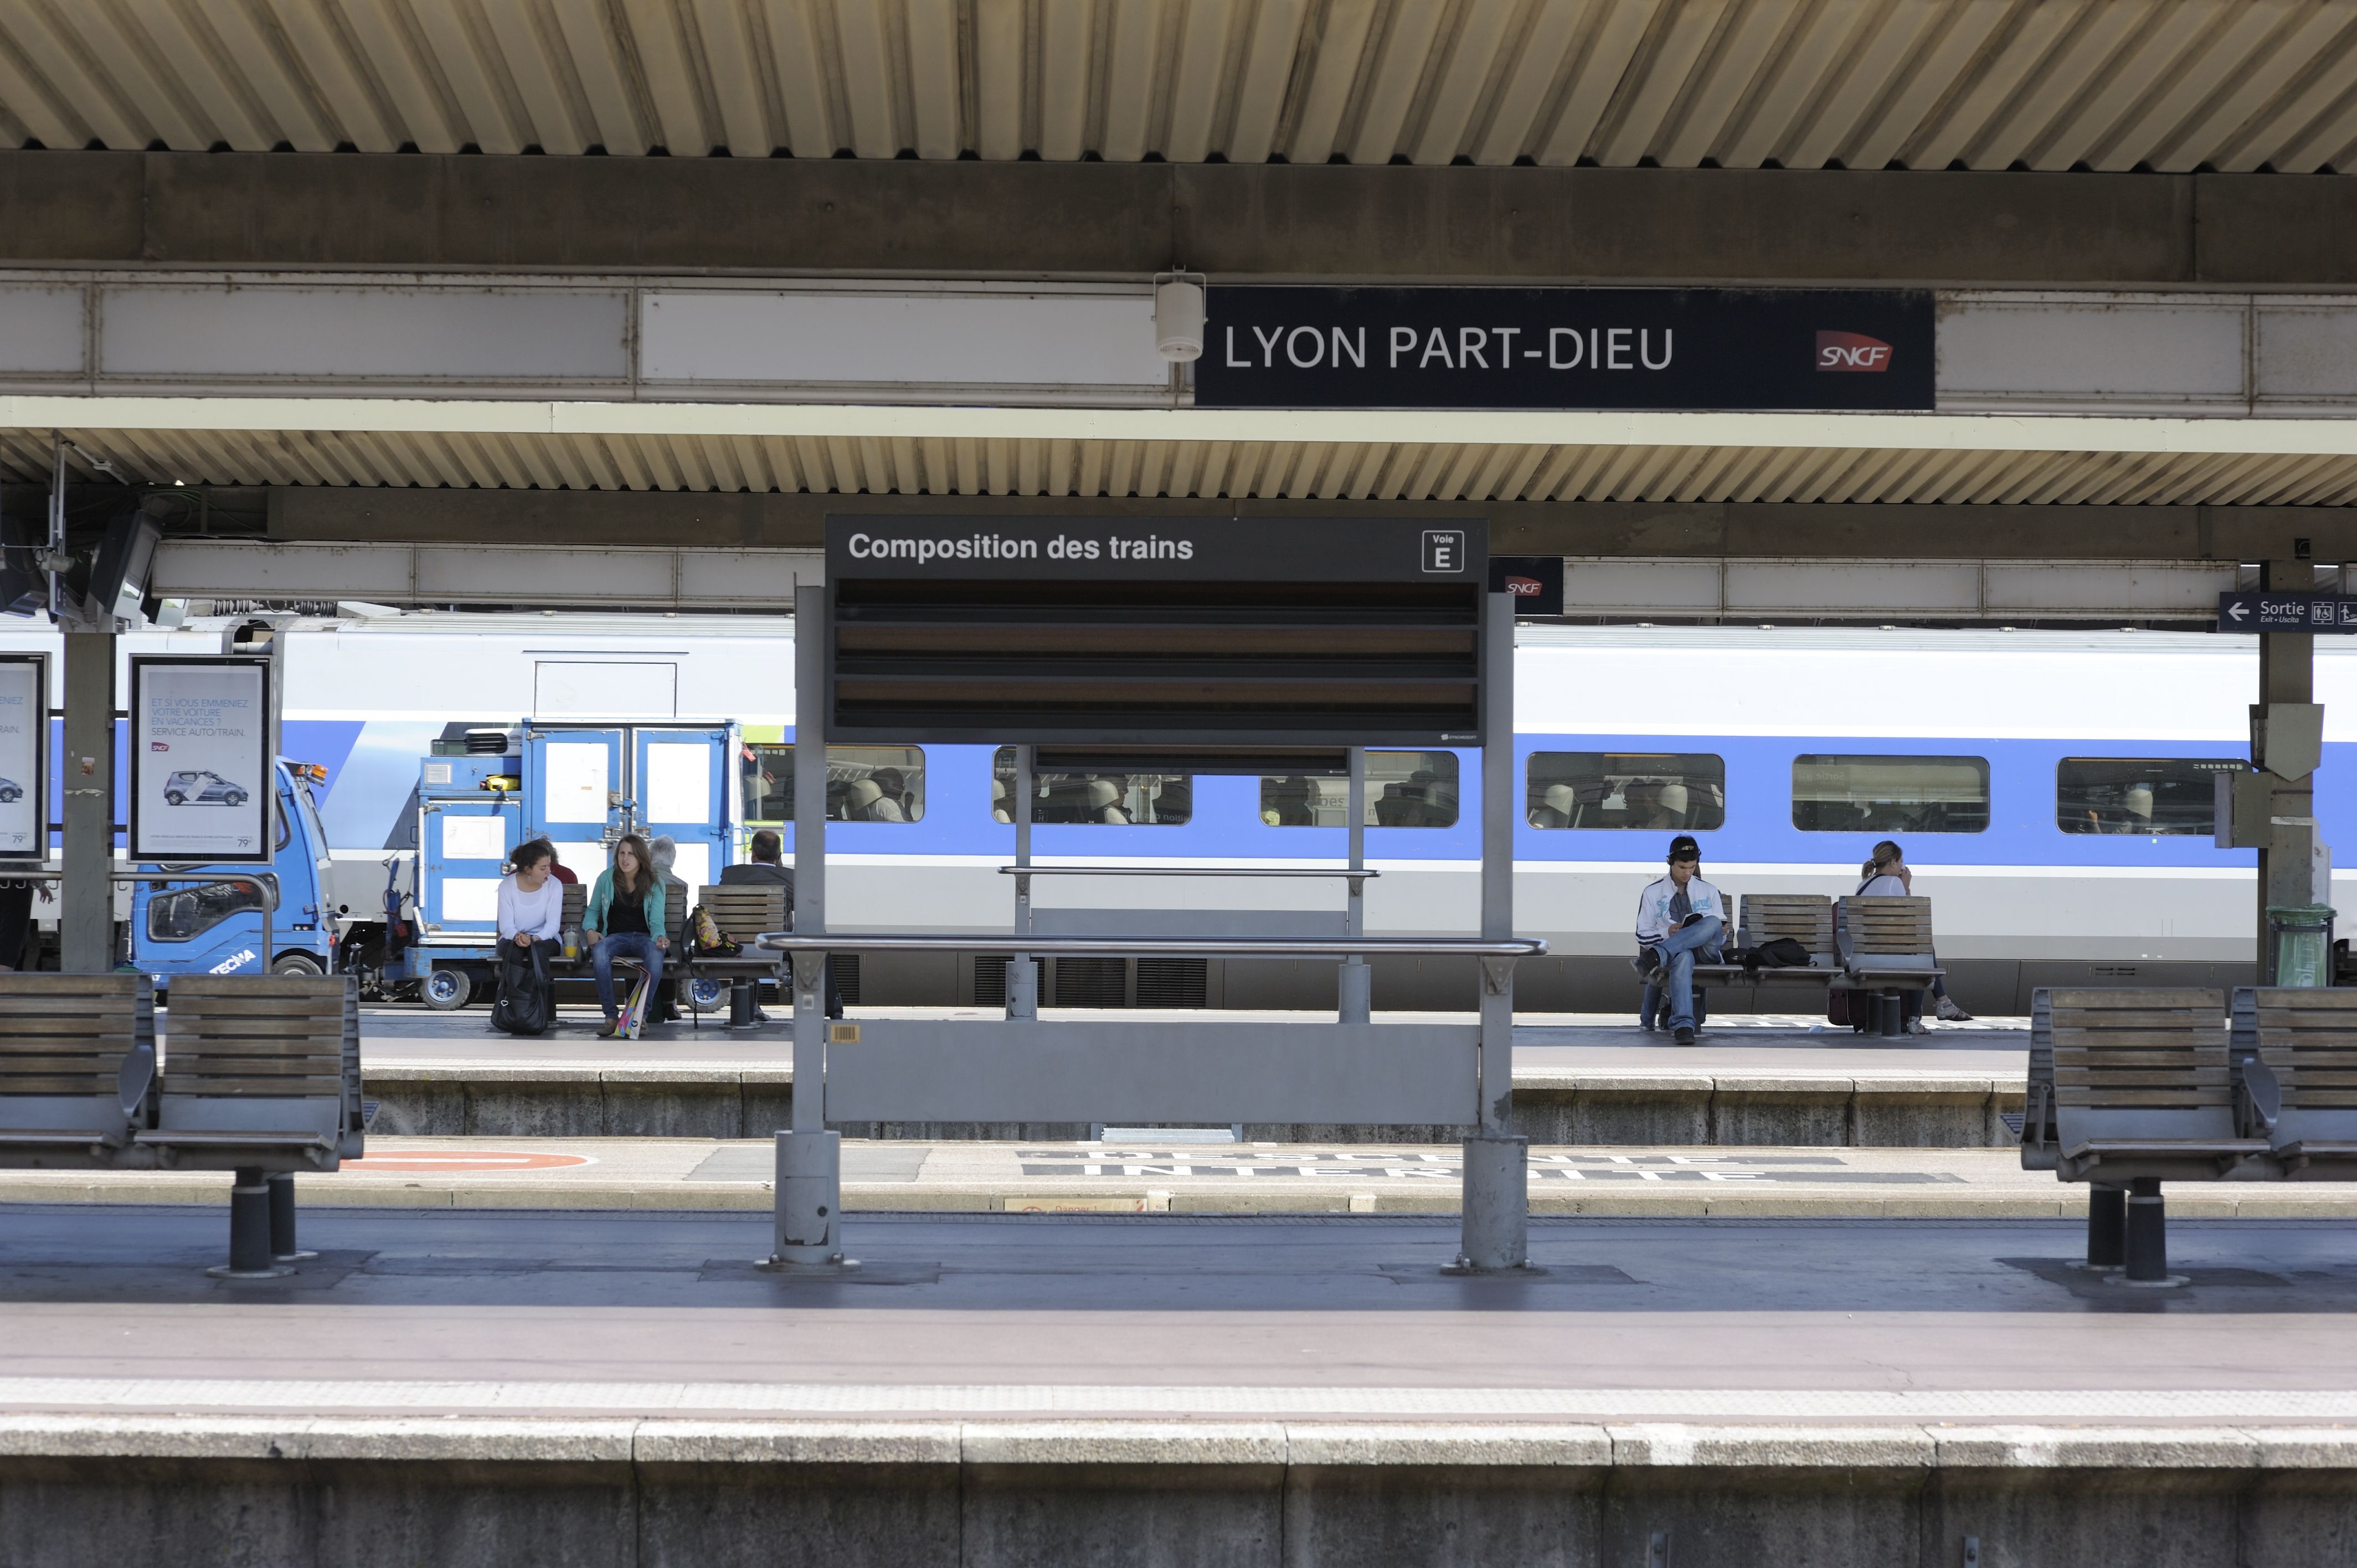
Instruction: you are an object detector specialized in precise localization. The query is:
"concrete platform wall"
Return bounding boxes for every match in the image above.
[363,1075,2024,1148]
[4,1421,2351,1568]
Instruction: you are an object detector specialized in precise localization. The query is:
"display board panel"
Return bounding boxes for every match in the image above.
[130,657,273,864]
[826,516,1488,747]
[0,655,44,860]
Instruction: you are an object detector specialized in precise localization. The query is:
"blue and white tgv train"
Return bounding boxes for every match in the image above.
[2,613,2335,1012]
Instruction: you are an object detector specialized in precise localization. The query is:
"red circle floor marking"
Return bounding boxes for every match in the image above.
[343,1151,594,1173]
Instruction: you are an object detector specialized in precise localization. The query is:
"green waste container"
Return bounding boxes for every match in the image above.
[2268,904,2338,988]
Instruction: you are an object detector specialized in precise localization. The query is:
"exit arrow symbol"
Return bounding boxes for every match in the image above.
[2230,601,2250,622]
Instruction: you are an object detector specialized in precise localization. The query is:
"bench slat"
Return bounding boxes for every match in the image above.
[2057,1088,2232,1106]
[159,1077,345,1097]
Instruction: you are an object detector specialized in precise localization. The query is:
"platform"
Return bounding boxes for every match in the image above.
[352,1007,2030,1147]
[3,1204,2355,1566]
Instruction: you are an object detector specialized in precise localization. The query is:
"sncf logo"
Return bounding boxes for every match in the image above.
[1816,331,1893,372]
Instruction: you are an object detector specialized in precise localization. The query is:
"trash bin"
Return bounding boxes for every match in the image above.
[2268,904,2338,988]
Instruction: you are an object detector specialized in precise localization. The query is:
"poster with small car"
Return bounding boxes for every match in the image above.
[0,655,43,860]
[130,657,273,863]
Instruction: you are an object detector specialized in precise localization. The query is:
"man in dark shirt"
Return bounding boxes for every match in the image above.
[719,831,840,1021]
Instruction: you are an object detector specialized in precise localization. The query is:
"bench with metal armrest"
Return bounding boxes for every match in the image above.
[1687,893,1843,989]
[139,974,364,1278]
[2034,986,2269,1285]
[1833,896,1944,1035]
[0,973,156,1167]
[2231,986,2357,1178]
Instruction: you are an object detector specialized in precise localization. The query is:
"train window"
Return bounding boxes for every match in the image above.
[1525,752,1726,831]
[742,744,925,824]
[1259,752,1459,827]
[2056,757,2238,836]
[991,748,1191,825]
[145,880,266,943]
[1792,755,1989,834]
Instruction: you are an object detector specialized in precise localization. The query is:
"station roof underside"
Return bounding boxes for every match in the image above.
[19,399,2357,512]
[8,0,2357,177]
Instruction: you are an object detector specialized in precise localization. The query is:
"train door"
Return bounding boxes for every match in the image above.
[420,793,519,951]
[525,726,625,884]
[630,725,733,892]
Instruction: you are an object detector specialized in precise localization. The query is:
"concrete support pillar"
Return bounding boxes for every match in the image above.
[60,631,114,973]
[2258,560,2318,979]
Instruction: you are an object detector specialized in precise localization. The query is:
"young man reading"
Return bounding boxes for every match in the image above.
[1632,834,1726,1046]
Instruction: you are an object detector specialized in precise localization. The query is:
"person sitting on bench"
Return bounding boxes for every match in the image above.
[1632,834,1726,1046]
[583,833,667,1039]
[718,829,843,1023]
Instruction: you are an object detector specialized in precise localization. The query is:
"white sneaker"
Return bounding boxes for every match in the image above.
[1906,1018,1930,1034]
[1935,996,1972,1022]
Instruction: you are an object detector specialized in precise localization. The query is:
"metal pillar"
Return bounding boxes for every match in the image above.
[2119,1177,2178,1286]
[267,1171,316,1262]
[60,631,115,973]
[1339,746,1370,1023]
[2084,1184,2127,1268]
[209,1167,291,1280]
[2258,559,2318,979]
[1008,745,1037,1019]
[1456,591,1529,1273]
[771,583,848,1269]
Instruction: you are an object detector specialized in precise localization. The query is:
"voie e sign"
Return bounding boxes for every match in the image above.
[1195,286,1934,411]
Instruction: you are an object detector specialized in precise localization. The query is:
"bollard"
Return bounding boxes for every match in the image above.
[210,1167,291,1280]
[1452,1133,1531,1272]
[2083,1184,2127,1268]
[770,1129,852,1268]
[267,1172,316,1263]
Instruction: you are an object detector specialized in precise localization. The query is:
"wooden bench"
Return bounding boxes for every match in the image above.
[2232,986,2357,1179]
[1690,894,1842,990]
[0,974,156,1168]
[2040,986,2266,1284]
[141,974,363,1278]
[691,883,792,1025]
[1835,896,1944,1035]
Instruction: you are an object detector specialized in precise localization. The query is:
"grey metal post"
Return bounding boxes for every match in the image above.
[2258,560,2317,980]
[60,631,115,973]
[1008,744,1037,1018]
[773,584,846,1268]
[1339,746,1370,1022]
[1457,591,1529,1272]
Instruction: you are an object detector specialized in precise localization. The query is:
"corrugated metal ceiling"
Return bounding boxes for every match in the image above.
[12,421,2357,506]
[2,0,2356,173]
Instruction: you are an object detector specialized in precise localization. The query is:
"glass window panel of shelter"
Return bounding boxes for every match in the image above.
[2056,757,2240,836]
[991,748,1192,825]
[1258,751,1460,827]
[742,744,925,823]
[1791,755,1990,834]
[1525,752,1727,831]
[146,879,266,942]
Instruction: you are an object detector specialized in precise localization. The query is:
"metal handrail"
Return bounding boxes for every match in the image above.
[997,865,1378,879]
[756,932,1543,959]
[0,866,281,911]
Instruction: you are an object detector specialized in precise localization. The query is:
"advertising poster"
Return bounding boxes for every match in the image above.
[131,658,272,864]
[0,656,42,860]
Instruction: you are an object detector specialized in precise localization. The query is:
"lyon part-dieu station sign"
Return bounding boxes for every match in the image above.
[1192,286,1936,412]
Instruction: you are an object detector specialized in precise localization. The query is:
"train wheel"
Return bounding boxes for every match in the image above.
[421,968,472,1010]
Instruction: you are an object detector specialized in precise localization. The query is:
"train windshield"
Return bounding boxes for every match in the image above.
[1524,752,1726,831]
[1259,751,1459,827]
[1792,755,1989,834]
[741,744,925,823]
[2056,757,2237,836]
[991,749,1190,825]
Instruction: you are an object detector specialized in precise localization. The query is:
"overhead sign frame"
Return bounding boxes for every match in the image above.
[2218,591,2357,633]
[128,656,275,864]
[0,653,45,862]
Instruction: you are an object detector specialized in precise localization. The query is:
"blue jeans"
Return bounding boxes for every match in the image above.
[1640,916,1723,1033]
[590,931,664,1019]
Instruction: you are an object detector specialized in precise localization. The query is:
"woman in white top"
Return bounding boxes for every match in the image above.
[497,837,564,950]
[1854,839,1969,1023]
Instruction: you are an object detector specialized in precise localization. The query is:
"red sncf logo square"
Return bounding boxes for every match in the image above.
[1817,331,1893,372]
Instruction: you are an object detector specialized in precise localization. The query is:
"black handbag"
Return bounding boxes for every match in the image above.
[490,940,554,1035]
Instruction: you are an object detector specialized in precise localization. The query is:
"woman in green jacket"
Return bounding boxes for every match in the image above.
[583,834,668,1036]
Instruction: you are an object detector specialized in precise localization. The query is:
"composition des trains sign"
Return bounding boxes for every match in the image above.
[1193,286,1935,412]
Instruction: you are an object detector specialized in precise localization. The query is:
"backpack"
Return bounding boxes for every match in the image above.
[691,904,739,957]
[490,940,554,1036]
